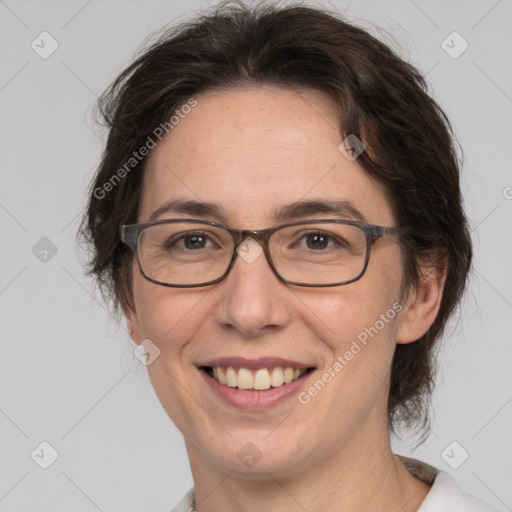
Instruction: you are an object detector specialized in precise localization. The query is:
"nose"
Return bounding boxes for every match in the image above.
[212,237,291,338]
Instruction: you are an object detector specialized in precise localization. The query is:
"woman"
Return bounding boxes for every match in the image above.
[79,2,500,511]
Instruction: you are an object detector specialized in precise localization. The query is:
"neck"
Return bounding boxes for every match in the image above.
[186,417,431,512]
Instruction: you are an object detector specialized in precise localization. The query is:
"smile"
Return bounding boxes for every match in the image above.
[202,366,313,391]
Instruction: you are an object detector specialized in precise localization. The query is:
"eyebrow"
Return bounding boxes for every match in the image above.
[148,198,366,224]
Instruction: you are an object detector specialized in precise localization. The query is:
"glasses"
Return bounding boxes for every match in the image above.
[121,218,410,288]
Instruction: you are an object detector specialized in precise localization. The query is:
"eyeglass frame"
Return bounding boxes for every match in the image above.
[121,218,411,288]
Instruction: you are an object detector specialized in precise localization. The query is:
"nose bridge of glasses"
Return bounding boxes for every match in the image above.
[228,227,270,249]
[230,228,275,272]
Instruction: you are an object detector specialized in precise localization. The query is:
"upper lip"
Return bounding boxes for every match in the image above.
[199,357,315,370]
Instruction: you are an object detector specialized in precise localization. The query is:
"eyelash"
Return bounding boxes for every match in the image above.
[165,230,345,251]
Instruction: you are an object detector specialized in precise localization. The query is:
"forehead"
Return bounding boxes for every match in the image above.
[139,85,394,228]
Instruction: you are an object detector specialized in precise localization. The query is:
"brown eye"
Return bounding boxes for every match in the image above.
[305,233,329,250]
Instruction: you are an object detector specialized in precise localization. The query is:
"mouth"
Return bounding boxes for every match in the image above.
[199,365,315,391]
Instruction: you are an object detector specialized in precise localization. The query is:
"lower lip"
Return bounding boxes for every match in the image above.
[199,369,314,410]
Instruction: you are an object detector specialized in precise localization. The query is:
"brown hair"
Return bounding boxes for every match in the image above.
[78,0,472,439]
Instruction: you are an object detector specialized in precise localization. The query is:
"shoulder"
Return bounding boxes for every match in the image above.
[397,455,502,512]
[169,487,195,512]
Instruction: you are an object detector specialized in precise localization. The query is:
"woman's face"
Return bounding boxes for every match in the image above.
[128,85,409,477]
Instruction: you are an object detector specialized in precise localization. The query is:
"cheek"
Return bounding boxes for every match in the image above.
[304,257,402,347]
[131,279,209,430]
[302,296,402,423]
[297,247,403,396]
[131,275,208,355]
[312,289,400,377]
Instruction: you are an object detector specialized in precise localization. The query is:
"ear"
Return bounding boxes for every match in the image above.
[397,253,447,344]
[125,306,143,345]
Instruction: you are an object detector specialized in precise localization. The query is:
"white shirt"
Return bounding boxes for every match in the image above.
[170,456,501,512]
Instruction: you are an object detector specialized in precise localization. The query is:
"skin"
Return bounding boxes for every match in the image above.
[127,85,446,512]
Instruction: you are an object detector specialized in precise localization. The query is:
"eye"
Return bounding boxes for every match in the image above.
[296,231,345,251]
[165,231,215,250]
[303,232,331,250]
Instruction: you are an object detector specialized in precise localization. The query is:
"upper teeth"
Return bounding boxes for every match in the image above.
[211,366,307,390]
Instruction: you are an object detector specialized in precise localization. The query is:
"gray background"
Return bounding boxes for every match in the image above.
[1,0,511,510]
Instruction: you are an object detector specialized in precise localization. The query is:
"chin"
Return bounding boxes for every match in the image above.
[193,429,316,478]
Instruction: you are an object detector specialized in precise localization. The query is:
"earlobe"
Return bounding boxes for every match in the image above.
[126,310,143,345]
[397,258,447,345]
